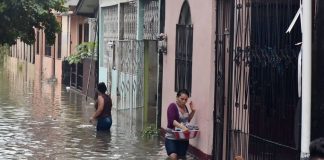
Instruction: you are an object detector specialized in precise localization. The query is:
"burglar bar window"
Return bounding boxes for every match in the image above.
[29,45,33,63]
[175,1,193,93]
[45,41,51,57]
[79,24,83,44]
[84,23,89,42]
[58,31,62,59]
[36,30,39,55]
[32,45,35,64]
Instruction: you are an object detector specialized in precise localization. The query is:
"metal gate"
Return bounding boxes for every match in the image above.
[214,0,302,159]
[213,0,232,159]
[70,63,83,90]
[115,40,144,109]
[102,5,118,93]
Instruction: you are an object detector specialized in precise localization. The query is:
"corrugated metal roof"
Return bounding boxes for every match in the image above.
[66,0,79,6]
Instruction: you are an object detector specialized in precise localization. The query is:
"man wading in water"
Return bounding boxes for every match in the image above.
[90,82,112,131]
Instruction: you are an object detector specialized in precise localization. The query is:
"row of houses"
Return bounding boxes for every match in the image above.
[7,0,324,159]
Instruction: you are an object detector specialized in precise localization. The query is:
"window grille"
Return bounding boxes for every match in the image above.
[78,24,83,44]
[175,1,193,93]
[58,32,61,59]
[45,37,51,57]
[143,0,159,40]
[36,30,39,55]
[84,23,89,42]
[175,25,193,93]
[121,3,137,40]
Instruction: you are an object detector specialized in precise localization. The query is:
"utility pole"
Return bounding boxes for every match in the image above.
[301,0,312,159]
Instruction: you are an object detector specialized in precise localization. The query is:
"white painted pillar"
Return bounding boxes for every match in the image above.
[301,0,312,158]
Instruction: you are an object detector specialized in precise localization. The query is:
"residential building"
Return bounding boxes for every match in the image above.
[161,0,215,159]
[97,0,161,111]
[161,0,303,159]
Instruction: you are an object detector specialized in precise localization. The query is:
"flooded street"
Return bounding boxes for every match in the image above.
[0,57,179,159]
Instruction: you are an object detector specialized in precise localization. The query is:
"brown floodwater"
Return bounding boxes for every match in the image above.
[0,58,177,160]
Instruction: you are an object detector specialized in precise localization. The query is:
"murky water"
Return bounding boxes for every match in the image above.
[0,58,196,160]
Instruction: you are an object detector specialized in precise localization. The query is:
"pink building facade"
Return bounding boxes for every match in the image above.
[159,0,305,159]
[33,13,86,84]
[9,0,97,99]
[161,0,216,158]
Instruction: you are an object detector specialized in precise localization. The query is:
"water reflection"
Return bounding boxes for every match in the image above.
[0,57,196,159]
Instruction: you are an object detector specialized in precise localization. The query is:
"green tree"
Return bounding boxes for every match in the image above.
[0,0,66,45]
[66,42,96,64]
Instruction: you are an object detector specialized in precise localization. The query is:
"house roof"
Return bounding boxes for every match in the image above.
[76,0,99,18]
[66,0,79,6]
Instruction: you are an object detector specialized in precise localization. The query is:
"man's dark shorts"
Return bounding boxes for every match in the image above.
[165,138,189,156]
[97,116,112,131]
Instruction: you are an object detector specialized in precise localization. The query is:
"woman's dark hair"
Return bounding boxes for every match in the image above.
[310,138,324,159]
[97,82,107,94]
[176,89,190,97]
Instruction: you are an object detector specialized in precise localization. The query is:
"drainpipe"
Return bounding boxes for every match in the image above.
[213,0,224,159]
[40,31,44,80]
[68,13,72,57]
[136,0,144,41]
[226,0,235,159]
[52,40,56,81]
[66,11,73,86]
[136,0,144,127]
[156,0,165,129]
[300,0,312,159]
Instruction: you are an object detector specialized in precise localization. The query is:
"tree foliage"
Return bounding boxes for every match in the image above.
[141,125,159,138]
[0,0,67,45]
[0,45,9,65]
[66,42,96,64]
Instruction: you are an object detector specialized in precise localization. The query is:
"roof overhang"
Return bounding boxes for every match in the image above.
[76,0,99,18]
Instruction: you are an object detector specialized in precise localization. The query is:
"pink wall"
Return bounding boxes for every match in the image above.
[41,27,54,80]
[42,56,53,80]
[34,30,44,79]
[161,0,216,156]
[8,10,85,84]
[70,15,84,55]
[34,14,84,82]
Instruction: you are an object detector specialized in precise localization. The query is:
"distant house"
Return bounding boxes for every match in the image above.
[61,0,100,99]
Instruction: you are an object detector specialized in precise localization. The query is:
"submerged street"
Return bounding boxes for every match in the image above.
[0,0,322,159]
[0,58,196,159]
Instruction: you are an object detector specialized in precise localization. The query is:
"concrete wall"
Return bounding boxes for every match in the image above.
[40,14,85,83]
[8,7,89,86]
[161,0,216,156]
[42,56,53,80]
[34,30,44,80]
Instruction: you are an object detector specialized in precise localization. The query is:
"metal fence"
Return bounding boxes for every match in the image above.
[214,0,302,159]
[143,0,159,40]
[115,40,144,109]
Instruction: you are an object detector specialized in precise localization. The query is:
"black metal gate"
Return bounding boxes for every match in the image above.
[62,60,83,90]
[213,0,233,159]
[214,0,302,159]
[62,60,70,86]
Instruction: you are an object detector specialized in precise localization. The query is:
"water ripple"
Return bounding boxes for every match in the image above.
[0,60,197,160]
